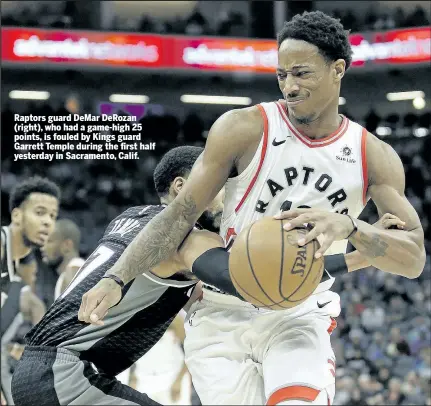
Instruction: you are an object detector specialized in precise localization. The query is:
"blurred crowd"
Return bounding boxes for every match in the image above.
[332,266,431,405]
[2,1,430,37]
[2,99,431,404]
[330,5,430,33]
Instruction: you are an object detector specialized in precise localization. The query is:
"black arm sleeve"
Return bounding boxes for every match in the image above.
[191,247,244,300]
[191,249,348,300]
[323,254,348,277]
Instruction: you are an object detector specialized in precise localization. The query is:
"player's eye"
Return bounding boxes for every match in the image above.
[277,72,287,80]
[296,71,310,77]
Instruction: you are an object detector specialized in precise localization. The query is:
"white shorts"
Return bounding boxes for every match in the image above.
[184,287,340,405]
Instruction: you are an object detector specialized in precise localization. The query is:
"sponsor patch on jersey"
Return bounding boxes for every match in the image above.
[336,145,356,163]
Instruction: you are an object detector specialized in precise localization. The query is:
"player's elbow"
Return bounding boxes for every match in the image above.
[406,248,426,279]
[403,229,426,279]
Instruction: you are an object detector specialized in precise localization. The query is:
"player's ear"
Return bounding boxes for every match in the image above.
[11,208,23,227]
[172,177,185,196]
[62,239,73,254]
[333,59,345,82]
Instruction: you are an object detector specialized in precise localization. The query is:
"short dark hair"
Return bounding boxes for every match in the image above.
[153,146,204,197]
[277,11,353,70]
[9,176,61,212]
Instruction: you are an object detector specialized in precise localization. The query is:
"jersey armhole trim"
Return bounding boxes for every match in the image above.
[142,271,197,288]
[361,128,368,205]
[234,104,269,213]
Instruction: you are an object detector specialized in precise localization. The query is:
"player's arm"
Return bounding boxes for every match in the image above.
[80,107,263,324]
[175,225,399,298]
[277,135,425,279]
[334,213,407,274]
[347,134,425,278]
[105,107,262,284]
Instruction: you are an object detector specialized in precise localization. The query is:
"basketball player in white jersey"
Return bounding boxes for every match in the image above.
[1,176,60,405]
[41,219,85,300]
[81,10,425,405]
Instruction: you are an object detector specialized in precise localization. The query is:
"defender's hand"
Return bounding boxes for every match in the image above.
[373,213,405,230]
[78,278,121,326]
[274,208,355,258]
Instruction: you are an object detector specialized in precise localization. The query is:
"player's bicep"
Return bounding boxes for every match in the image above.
[367,135,423,242]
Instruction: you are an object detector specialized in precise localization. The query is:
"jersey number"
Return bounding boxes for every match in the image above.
[60,245,115,299]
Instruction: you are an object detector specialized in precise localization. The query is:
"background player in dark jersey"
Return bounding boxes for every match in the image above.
[11,146,225,406]
[1,176,60,405]
[41,219,85,300]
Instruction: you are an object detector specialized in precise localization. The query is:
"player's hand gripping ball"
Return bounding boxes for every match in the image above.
[229,217,324,309]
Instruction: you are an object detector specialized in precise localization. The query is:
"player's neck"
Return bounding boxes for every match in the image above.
[9,224,32,260]
[288,103,342,140]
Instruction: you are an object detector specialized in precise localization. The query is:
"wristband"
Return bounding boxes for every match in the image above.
[102,274,125,289]
[346,215,358,239]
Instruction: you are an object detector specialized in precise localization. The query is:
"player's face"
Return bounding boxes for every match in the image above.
[277,39,344,124]
[198,188,225,233]
[41,228,63,265]
[20,193,59,248]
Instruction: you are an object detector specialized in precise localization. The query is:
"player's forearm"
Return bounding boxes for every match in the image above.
[345,250,371,272]
[349,219,425,278]
[107,194,200,284]
[191,248,357,297]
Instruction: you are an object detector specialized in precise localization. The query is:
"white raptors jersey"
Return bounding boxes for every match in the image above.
[221,100,368,267]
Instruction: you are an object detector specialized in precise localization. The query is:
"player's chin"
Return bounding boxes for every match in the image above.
[29,236,46,248]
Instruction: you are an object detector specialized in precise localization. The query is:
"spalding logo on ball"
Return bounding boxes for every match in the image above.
[229,217,324,310]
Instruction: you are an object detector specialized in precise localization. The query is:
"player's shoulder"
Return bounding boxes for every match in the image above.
[118,204,164,219]
[211,105,263,134]
[103,205,164,240]
[365,130,400,161]
[206,104,265,153]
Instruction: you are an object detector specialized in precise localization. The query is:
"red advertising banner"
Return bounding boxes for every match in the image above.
[173,37,277,73]
[1,28,168,68]
[1,27,430,73]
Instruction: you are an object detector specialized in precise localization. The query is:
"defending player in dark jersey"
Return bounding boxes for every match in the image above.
[1,176,60,405]
[11,146,224,406]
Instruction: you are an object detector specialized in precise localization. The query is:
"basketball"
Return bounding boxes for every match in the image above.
[229,217,324,310]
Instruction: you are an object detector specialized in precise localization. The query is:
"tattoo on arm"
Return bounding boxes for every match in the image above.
[109,193,199,283]
[351,231,389,258]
